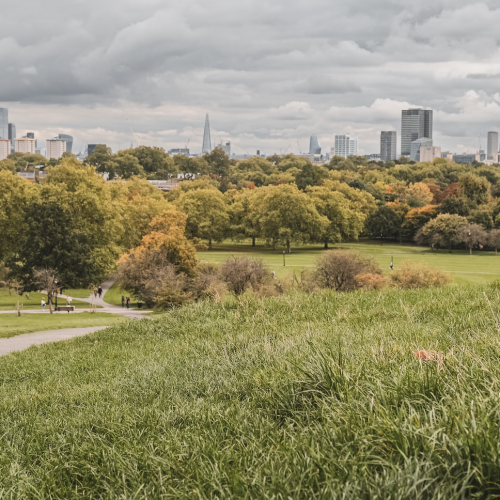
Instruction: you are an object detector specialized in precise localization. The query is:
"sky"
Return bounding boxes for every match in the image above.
[2,0,500,156]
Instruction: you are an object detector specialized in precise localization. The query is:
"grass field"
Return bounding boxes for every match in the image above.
[104,282,140,309]
[0,312,127,338]
[1,284,500,496]
[0,288,93,311]
[198,239,500,284]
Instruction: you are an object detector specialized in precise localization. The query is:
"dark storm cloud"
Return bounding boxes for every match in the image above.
[2,0,500,154]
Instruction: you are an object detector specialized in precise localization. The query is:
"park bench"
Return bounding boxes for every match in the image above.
[56,306,75,313]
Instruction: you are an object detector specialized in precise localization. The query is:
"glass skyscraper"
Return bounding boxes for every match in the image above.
[401,109,433,157]
[58,134,73,153]
[334,134,358,159]
[0,108,8,140]
[380,131,397,162]
[309,134,321,155]
[202,114,212,154]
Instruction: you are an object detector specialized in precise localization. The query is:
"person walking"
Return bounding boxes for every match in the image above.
[41,298,46,311]
[126,297,130,309]
[121,295,125,308]
[98,286,103,298]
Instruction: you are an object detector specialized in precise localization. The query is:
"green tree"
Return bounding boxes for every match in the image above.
[295,163,330,190]
[488,229,500,254]
[458,173,491,207]
[255,184,329,253]
[455,224,487,255]
[418,214,468,251]
[438,196,471,216]
[114,152,145,179]
[229,189,264,246]
[365,205,402,241]
[84,145,114,176]
[0,159,16,172]
[176,189,230,249]
[307,186,365,248]
[468,209,494,230]
[174,155,209,180]
[124,146,178,179]
[204,147,231,177]
[0,171,36,261]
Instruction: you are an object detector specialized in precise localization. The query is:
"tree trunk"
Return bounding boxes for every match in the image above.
[286,239,291,254]
[496,248,498,255]
[324,242,329,249]
[470,247,472,255]
[48,293,53,314]
[252,237,256,247]
[209,238,212,250]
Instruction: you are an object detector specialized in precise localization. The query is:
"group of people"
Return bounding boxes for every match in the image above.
[121,295,131,309]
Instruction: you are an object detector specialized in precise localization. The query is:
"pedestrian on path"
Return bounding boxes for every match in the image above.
[41,299,46,311]
[98,286,103,298]
[121,295,125,308]
[126,297,130,309]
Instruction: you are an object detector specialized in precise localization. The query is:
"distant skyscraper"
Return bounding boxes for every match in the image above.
[309,134,321,155]
[26,132,34,139]
[0,139,10,161]
[218,141,231,156]
[487,132,498,159]
[15,138,35,154]
[410,138,433,162]
[334,135,357,158]
[401,109,433,157]
[0,108,8,139]
[58,134,73,153]
[380,131,397,162]
[8,123,16,152]
[202,114,212,154]
[87,144,105,155]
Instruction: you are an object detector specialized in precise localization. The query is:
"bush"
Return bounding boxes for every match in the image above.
[390,262,451,289]
[316,250,382,291]
[355,273,388,291]
[219,258,270,296]
[191,263,227,303]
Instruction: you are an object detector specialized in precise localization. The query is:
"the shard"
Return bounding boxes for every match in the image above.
[202,114,212,154]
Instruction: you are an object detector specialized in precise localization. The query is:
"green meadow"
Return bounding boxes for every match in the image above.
[198,239,500,284]
[0,284,500,497]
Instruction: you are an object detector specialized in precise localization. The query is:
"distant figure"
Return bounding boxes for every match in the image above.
[67,297,72,306]
[121,295,125,308]
[272,271,277,280]
[126,296,130,309]
[41,299,46,311]
[390,262,394,270]
[98,286,103,298]
[93,287,98,297]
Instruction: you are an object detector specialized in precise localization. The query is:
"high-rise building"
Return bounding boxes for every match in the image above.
[218,142,231,156]
[401,109,433,157]
[309,134,321,155]
[57,134,73,153]
[202,114,212,154]
[15,138,35,154]
[87,144,106,155]
[8,123,16,153]
[380,131,397,162]
[334,135,357,158]
[487,132,499,159]
[0,139,10,160]
[0,108,8,139]
[410,138,433,162]
[46,138,67,160]
[420,146,442,163]
[26,132,35,139]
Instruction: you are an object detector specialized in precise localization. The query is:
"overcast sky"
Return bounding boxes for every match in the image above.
[2,0,500,155]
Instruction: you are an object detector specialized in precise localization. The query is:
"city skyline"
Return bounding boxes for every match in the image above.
[2,1,500,155]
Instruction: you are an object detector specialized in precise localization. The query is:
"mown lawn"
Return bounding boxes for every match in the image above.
[104,282,139,309]
[198,239,500,284]
[0,288,92,311]
[0,312,128,338]
[1,284,500,497]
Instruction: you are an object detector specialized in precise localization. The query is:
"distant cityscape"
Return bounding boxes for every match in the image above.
[1,106,499,166]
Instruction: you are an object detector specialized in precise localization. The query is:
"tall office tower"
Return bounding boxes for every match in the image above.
[26,132,34,139]
[202,114,212,154]
[334,134,358,159]
[401,109,433,157]
[0,108,8,139]
[57,134,73,153]
[46,138,67,160]
[218,141,231,156]
[487,132,499,159]
[8,123,16,152]
[309,134,321,155]
[0,139,10,160]
[380,131,397,161]
[15,138,35,154]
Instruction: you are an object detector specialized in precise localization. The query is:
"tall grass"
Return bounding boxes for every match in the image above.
[0,284,500,497]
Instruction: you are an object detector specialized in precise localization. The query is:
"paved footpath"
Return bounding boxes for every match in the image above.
[0,326,109,357]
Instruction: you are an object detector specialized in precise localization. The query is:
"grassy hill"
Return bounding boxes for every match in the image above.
[1,284,500,497]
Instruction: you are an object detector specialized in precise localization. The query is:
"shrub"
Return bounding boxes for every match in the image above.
[219,258,270,296]
[390,262,451,289]
[316,250,382,291]
[191,263,227,303]
[355,273,388,291]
